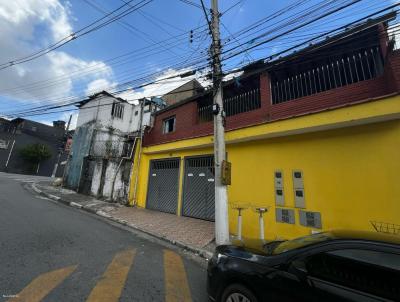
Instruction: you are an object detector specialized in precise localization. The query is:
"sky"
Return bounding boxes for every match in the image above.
[0,0,397,129]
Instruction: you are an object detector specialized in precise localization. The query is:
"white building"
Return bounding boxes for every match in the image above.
[65,90,164,202]
[76,91,155,132]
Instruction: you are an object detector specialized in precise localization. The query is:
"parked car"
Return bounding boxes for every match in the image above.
[207,230,400,302]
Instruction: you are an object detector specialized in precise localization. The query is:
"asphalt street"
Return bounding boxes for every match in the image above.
[0,173,209,302]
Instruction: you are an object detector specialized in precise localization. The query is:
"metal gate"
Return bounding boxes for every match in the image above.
[146,158,180,214]
[182,155,215,221]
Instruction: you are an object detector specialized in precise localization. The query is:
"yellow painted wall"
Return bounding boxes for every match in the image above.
[129,96,400,240]
[227,120,400,240]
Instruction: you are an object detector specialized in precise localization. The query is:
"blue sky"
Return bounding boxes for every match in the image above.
[0,0,396,128]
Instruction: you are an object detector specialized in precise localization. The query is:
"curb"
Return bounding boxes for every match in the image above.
[31,183,213,260]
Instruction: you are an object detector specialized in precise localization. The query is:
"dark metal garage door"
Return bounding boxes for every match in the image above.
[146,158,180,214]
[182,155,215,221]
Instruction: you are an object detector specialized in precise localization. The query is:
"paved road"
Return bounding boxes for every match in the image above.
[0,173,209,302]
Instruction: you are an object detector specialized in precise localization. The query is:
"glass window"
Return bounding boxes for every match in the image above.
[306,249,400,300]
[329,249,400,270]
[163,116,175,134]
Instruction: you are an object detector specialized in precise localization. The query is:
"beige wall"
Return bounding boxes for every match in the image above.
[162,80,202,105]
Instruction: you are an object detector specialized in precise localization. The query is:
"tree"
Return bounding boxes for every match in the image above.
[19,143,52,173]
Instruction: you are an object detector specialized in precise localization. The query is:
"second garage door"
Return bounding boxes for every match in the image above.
[146,158,180,214]
[182,155,215,221]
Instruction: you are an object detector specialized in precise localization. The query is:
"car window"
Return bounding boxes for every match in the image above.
[305,249,400,300]
[329,249,400,270]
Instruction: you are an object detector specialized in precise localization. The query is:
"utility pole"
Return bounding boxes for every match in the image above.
[211,0,230,245]
[53,114,72,178]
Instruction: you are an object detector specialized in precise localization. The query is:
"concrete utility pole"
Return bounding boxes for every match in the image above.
[211,0,230,245]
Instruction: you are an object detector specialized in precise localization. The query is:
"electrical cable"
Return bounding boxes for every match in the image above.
[0,0,154,70]
[1,1,396,118]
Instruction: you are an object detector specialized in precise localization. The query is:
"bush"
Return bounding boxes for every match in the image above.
[19,143,52,164]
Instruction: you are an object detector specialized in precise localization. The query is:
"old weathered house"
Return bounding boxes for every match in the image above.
[65,90,163,202]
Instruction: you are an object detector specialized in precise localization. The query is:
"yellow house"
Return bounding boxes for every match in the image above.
[129,17,400,240]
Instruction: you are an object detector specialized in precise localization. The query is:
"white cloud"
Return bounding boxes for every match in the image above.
[119,68,210,102]
[85,78,117,96]
[37,119,54,127]
[0,0,114,104]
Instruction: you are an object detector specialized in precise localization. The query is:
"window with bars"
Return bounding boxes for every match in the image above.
[111,102,124,119]
[197,89,261,123]
[186,155,215,174]
[271,46,384,104]
[151,159,179,169]
[197,74,261,123]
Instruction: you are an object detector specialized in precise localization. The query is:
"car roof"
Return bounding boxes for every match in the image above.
[231,230,400,255]
[325,229,400,245]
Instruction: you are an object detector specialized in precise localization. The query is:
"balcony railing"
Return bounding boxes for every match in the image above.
[198,88,261,122]
[271,46,384,104]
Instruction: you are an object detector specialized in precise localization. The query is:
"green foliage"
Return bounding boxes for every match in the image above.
[19,143,52,164]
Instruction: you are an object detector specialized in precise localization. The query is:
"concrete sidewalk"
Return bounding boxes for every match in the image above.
[31,181,215,259]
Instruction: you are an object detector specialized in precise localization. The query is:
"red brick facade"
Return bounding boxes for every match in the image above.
[143,50,400,147]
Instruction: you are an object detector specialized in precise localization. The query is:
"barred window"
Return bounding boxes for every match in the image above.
[111,102,124,119]
[271,46,384,104]
[198,74,261,122]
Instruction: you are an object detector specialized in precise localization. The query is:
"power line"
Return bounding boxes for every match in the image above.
[221,22,253,64]
[220,0,363,62]
[0,25,209,97]
[0,0,154,70]
[0,54,210,116]
[177,0,203,10]
[221,0,244,16]
[0,0,335,97]
[220,0,395,56]
[83,0,178,56]
[222,3,400,65]
[1,1,394,118]
[7,74,212,118]
[0,46,208,105]
[222,0,352,51]
[200,0,213,35]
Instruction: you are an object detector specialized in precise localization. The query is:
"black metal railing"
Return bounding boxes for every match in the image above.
[271,46,384,104]
[198,88,261,122]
